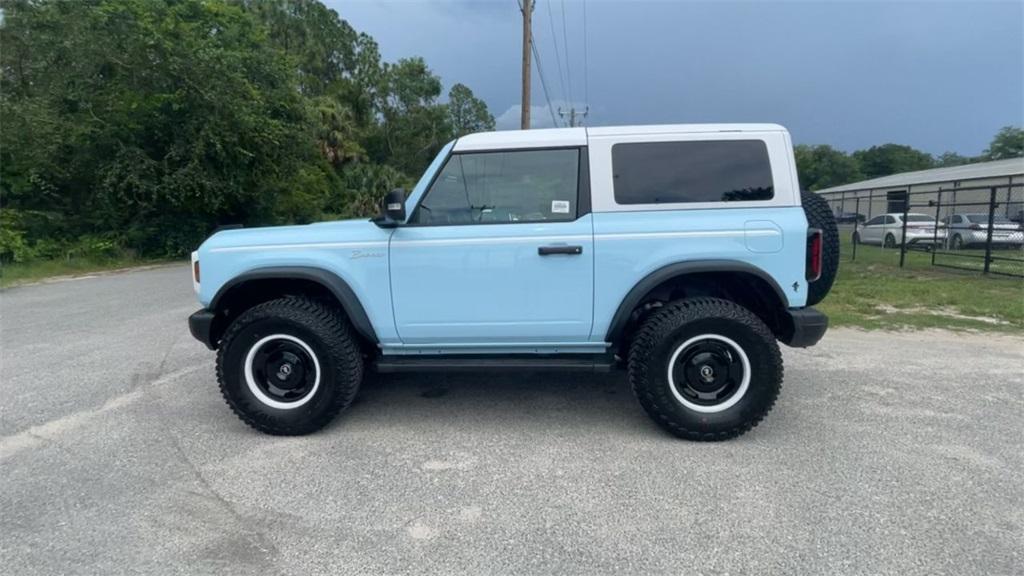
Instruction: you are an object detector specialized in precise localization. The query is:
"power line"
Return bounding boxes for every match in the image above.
[560,0,573,106]
[558,106,587,127]
[545,0,568,106]
[531,32,560,127]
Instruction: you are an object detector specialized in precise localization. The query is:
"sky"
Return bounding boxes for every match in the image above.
[325,0,1024,156]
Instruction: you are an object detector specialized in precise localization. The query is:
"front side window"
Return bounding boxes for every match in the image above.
[411,149,580,225]
[611,140,774,205]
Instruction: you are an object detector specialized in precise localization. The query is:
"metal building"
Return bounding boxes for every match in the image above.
[815,157,1024,223]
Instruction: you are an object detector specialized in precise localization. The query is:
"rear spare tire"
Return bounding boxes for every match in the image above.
[801,190,839,306]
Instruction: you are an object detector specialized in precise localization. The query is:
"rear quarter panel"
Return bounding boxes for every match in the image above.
[586,128,808,342]
[589,208,808,340]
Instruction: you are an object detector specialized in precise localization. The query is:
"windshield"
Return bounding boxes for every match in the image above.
[966,214,1013,224]
[405,140,456,213]
[904,214,933,222]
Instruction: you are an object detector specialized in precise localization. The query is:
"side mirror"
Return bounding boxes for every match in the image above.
[375,189,406,227]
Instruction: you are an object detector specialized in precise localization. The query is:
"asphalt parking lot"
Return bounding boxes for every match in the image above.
[1,264,1022,575]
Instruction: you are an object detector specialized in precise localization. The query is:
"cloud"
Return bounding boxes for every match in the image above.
[494,101,588,131]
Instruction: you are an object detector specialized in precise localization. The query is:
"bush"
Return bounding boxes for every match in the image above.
[333,163,413,220]
[0,211,32,263]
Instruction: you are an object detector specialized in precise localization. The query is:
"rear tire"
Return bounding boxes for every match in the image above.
[884,233,897,248]
[951,234,964,250]
[216,296,363,435]
[628,298,782,441]
[800,190,839,306]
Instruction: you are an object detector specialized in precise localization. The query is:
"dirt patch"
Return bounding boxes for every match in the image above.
[874,303,1012,326]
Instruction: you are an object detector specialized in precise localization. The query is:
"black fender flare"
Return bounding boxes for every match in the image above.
[604,260,789,343]
[210,266,378,344]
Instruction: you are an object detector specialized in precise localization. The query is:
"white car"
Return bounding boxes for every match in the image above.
[853,213,946,248]
[942,213,1024,249]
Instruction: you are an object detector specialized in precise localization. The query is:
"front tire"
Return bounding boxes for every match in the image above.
[216,296,363,435]
[628,298,782,441]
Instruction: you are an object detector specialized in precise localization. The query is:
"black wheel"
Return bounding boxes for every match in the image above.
[800,190,839,306]
[216,296,363,435]
[951,234,964,250]
[852,231,861,245]
[884,233,897,248]
[628,298,782,441]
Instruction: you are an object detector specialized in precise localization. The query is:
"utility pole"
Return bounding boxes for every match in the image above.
[520,0,532,130]
[558,106,589,127]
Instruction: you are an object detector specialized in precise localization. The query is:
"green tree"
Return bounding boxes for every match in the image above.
[982,126,1024,160]
[448,83,495,137]
[852,144,934,179]
[371,57,451,175]
[0,0,496,262]
[244,0,373,166]
[243,0,359,97]
[794,145,863,191]
[934,151,974,167]
[1,0,322,255]
[330,163,411,219]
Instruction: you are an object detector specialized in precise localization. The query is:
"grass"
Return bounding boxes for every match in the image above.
[819,231,1024,332]
[0,256,176,289]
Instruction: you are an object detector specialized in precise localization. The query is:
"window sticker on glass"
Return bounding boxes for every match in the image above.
[551,200,570,214]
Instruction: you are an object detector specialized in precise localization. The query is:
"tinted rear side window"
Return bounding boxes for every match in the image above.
[612,140,774,204]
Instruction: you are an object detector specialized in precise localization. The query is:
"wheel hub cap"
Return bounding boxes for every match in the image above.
[699,364,715,382]
[248,337,318,404]
[668,335,750,412]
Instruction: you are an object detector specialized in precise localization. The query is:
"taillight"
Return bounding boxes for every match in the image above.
[969,223,982,230]
[806,229,822,282]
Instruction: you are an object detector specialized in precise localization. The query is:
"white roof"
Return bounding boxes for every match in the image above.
[454,128,586,151]
[817,157,1024,194]
[453,123,787,151]
[587,123,786,137]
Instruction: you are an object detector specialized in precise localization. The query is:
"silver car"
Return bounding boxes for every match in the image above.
[853,213,947,248]
[943,213,1024,249]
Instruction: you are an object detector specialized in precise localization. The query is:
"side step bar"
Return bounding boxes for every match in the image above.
[374,354,617,373]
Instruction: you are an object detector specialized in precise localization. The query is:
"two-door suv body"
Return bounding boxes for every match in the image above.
[189,124,838,440]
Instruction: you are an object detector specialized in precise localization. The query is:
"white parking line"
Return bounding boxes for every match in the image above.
[0,365,204,461]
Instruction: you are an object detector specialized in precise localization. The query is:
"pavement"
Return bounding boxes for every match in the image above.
[1,264,1022,576]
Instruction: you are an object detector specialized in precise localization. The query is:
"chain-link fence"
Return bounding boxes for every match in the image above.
[817,182,1024,277]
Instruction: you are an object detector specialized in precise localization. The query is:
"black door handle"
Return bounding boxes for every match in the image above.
[538,245,583,256]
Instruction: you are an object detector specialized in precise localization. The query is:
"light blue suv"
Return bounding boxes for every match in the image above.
[188,124,838,441]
